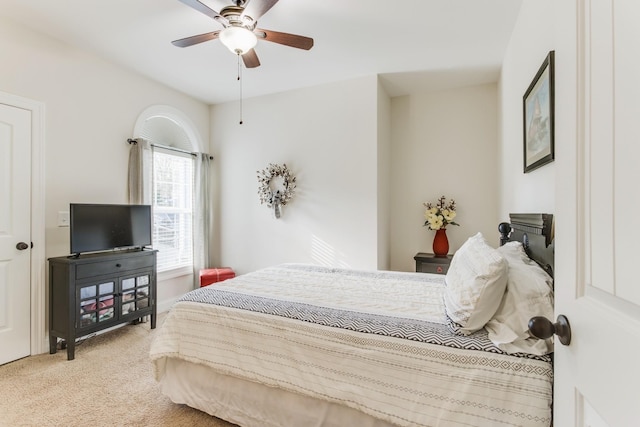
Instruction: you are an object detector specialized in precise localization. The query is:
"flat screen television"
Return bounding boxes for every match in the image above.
[70,203,152,255]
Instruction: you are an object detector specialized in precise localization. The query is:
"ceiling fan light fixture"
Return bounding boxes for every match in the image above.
[219,26,257,55]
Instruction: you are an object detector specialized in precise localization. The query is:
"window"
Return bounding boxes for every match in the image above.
[152,148,194,272]
[135,105,206,277]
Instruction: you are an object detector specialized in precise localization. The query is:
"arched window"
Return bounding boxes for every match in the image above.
[131,106,209,280]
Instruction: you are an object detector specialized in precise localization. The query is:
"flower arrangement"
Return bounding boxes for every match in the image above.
[423,196,459,230]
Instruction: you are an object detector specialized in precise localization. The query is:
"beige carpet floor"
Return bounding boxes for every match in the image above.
[0,315,237,427]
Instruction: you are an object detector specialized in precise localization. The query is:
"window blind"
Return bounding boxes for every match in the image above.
[152,149,194,272]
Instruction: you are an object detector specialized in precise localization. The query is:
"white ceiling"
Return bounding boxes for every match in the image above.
[0,0,523,105]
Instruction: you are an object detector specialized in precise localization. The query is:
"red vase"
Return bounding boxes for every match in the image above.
[432,229,449,257]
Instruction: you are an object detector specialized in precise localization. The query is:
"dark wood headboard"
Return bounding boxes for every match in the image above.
[499,213,554,277]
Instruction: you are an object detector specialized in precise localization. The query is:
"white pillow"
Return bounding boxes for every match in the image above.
[444,233,508,335]
[484,241,554,355]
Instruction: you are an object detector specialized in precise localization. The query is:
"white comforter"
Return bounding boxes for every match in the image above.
[150,264,552,427]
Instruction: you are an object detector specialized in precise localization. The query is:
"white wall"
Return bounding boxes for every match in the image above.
[206,2,554,280]
[210,76,381,274]
[389,84,500,272]
[210,78,501,275]
[0,17,210,308]
[499,0,555,217]
[376,80,392,270]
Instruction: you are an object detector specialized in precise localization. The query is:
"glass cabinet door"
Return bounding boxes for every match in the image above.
[78,281,115,328]
[121,274,151,316]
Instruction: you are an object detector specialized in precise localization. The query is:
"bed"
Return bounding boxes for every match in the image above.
[150,214,555,427]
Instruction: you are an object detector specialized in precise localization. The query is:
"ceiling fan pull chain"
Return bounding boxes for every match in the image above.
[237,53,243,125]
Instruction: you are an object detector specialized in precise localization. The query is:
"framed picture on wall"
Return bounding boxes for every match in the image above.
[523,51,555,173]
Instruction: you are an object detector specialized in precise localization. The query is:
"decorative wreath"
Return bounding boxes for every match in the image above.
[257,163,297,207]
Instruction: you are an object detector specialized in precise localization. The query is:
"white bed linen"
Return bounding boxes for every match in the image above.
[486,242,555,355]
[151,264,552,427]
[160,357,396,427]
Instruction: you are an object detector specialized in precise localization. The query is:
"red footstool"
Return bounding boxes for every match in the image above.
[199,267,235,287]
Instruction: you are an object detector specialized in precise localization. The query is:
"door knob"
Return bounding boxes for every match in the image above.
[16,242,29,250]
[528,314,572,346]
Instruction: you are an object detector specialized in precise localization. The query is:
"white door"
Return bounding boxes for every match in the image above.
[0,103,32,365]
[554,0,640,425]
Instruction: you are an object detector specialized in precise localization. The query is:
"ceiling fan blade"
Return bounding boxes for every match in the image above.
[255,29,314,50]
[241,0,279,22]
[242,49,261,68]
[178,0,228,26]
[172,31,221,48]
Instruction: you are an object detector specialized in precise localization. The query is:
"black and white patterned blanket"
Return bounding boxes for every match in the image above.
[179,264,550,362]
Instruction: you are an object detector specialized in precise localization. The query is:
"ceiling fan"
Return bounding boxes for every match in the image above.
[172,0,314,68]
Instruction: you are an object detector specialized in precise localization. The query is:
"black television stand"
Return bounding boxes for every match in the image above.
[48,249,157,360]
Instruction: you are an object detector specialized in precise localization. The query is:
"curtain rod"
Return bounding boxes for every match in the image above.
[127,138,213,160]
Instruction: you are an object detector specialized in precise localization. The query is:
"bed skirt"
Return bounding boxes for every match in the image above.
[158,356,396,427]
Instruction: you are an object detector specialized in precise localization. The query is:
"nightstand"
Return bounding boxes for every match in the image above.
[414,252,453,275]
